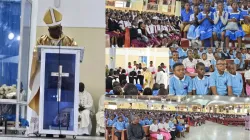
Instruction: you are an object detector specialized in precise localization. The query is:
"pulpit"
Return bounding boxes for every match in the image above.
[38,46,84,136]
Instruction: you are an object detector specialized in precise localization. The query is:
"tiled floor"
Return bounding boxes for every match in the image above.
[0,121,250,140]
[180,121,250,140]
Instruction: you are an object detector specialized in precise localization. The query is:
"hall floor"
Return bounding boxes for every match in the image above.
[180,121,250,140]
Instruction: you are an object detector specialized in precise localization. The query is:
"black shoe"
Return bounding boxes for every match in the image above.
[46,134,53,137]
[59,135,66,138]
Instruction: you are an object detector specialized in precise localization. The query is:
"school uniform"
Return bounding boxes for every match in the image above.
[177,48,188,60]
[145,119,153,125]
[230,73,243,96]
[169,59,181,70]
[213,11,228,39]
[209,71,232,96]
[198,11,214,41]
[169,75,193,95]
[224,5,233,13]
[225,11,245,41]
[113,121,126,139]
[139,120,146,126]
[221,52,231,59]
[192,76,210,95]
[207,53,215,61]
[246,54,250,59]
[198,59,211,72]
[234,58,245,69]
[242,53,247,60]
[130,26,146,47]
[230,54,235,59]
[146,24,160,46]
[211,59,217,71]
[187,13,200,40]
[241,9,250,34]
[182,58,198,73]
[180,9,193,32]
[152,89,159,96]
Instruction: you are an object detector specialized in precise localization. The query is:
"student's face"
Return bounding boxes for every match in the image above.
[229,50,233,55]
[229,64,236,73]
[154,120,158,124]
[237,53,242,59]
[174,65,185,79]
[173,52,179,59]
[185,3,190,10]
[194,7,199,13]
[217,3,223,11]
[119,118,123,122]
[216,60,227,71]
[232,3,238,9]
[196,66,206,76]
[202,54,207,60]
[208,48,212,53]
[188,51,193,57]
[204,4,210,11]
[128,62,131,66]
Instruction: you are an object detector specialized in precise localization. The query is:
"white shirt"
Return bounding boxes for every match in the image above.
[127,67,135,74]
[156,71,165,84]
[161,25,168,32]
[246,54,250,60]
[207,53,214,61]
[150,124,159,132]
[146,25,153,35]
[158,123,164,129]
[118,20,130,30]
[163,122,170,131]
[198,59,211,67]
[183,58,198,68]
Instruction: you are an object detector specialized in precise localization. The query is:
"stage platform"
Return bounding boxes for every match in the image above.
[0,135,104,140]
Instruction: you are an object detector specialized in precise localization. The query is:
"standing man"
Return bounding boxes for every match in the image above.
[78,82,94,136]
[28,8,77,138]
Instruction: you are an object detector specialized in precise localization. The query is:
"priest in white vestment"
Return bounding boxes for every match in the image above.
[78,82,94,135]
[156,67,168,88]
[96,94,105,136]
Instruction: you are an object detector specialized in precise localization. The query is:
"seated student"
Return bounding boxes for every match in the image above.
[192,62,210,95]
[130,20,147,47]
[183,50,198,73]
[150,119,166,140]
[193,48,201,59]
[145,116,153,125]
[181,2,193,38]
[221,48,231,59]
[206,47,215,61]
[164,119,176,140]
[174,116,185,138]
[228,63,244,97]
[213,1,228,48]
[113,116,126,140]
[229,49,235,59]
[244,70,250,96]
[187,5,200,41]
[170,51,181,73]
[138,22,152,46]
[145,19,161,47]
[241,48,247,60]
[225,2,245,48]
[198,53,212,72]
[246,48,250,60]
[234,52,245,71]
[107,14,120,48]
[198,2,214,47]
[158,119,172,140]
[224,0,234,13]
[152,83,160,96]
[241,0,250,35]
[211,52,221,72]
[178,46,188,61]
[169,63,193,95]
[107,115,118,127]
[127,116,145,140]
[209,59,233,96]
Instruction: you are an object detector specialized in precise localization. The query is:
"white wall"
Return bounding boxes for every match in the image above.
[36,0,105,28]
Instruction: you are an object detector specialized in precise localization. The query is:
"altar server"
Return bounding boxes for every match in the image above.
[78,82,94,135]
[28,7,77,138]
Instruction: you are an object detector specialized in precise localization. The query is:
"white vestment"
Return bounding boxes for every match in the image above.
[96,94,105,135]
[78,90,94,135]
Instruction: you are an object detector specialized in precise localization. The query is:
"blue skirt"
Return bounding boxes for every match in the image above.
[225,28,245,41]
[187,25,200,40]
[200,27,213,40]
[213,26,225,39]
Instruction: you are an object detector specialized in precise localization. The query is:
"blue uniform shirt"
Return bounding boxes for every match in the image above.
[169,75,193,95]
[139,120,146,126]
[181,9,193,22]
[177,48,188,60]
[170,59,181,70]
[230,73,243,96]
[209,71,232,95]
[113,121,125,131]
[192,76,210,95]
[234,58,245,69]
[211,59,217,71]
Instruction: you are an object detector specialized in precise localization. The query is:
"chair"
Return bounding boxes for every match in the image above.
[181,38,189,48]
[105,126,113,140]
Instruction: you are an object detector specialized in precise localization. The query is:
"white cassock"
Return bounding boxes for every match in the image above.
[96,94,105,135]
[78,90,94,135]
[156,71,169,89]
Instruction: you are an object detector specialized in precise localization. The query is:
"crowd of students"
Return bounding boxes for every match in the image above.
[181,0,250,48]
[105,61,169,96]
[105,109,200,140]
[169,45,250,96]
[106,8,181,47]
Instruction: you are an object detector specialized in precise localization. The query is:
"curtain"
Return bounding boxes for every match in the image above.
[0,1,21,86]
